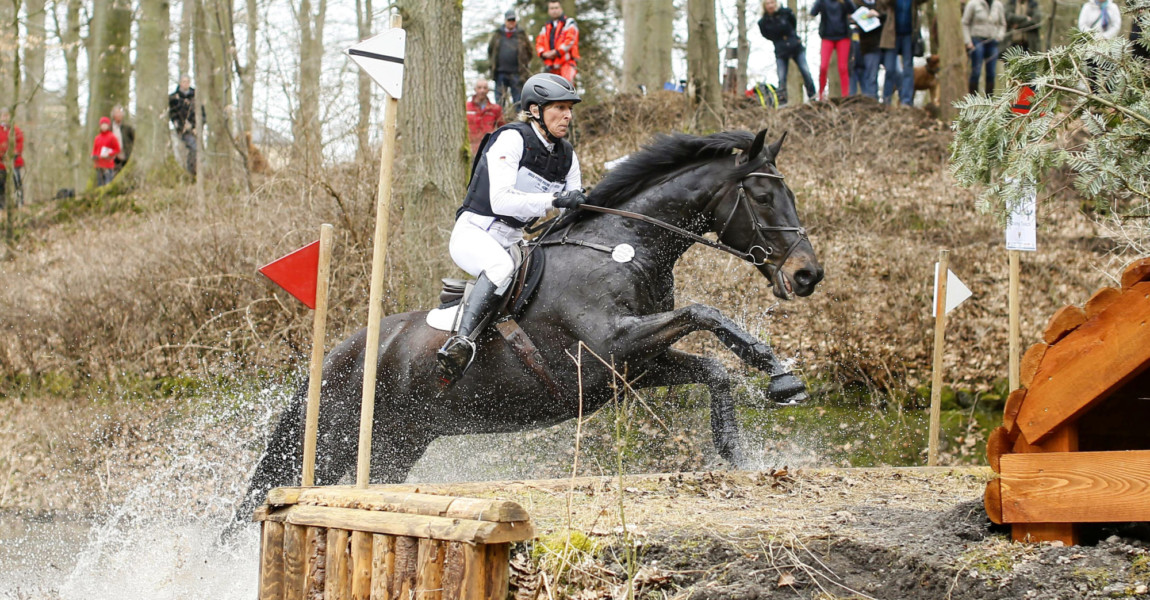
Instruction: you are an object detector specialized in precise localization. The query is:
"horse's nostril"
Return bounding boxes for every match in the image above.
[794,268,816,287]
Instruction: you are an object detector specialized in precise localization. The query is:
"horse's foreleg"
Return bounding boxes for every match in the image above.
[612,304,806,403]
[637,349,744,467]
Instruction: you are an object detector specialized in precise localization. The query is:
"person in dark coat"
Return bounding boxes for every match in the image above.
[168,75,199,176]
[110,105,135,174]
[1004,0,1043,53]
[850,0,884,99]
[759,0,817,105]
[487,9,534,106]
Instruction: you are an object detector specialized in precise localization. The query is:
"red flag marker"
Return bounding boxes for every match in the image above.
[1012,85,1036,115]
[259,240,321,309]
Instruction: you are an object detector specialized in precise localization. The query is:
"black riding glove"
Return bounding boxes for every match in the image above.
[553,189,587,210]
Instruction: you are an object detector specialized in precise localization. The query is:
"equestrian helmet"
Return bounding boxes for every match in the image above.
[521,73,581,113]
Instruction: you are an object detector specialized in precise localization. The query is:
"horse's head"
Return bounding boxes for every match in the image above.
[713,129,823,300]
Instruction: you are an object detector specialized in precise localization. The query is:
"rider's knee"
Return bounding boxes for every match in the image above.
[483,259,515,291]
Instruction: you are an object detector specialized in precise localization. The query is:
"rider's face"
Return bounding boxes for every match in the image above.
[538,101,573,138]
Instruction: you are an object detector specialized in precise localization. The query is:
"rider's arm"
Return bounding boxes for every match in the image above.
[486,131,562,221]
[564,152,582,192]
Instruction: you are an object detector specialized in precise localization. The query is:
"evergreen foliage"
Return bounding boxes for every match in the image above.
[950,0,1150,229]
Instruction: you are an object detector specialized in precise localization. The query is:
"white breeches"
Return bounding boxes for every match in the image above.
[449,212,523,291]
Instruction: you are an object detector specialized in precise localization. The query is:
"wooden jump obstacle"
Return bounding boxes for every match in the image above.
[253,486,535,599]
[984,257,1150,545]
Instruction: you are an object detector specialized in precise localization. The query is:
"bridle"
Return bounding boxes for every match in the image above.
[573,171,809,273]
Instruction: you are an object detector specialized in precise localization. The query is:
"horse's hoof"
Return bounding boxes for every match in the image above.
[767,373,808,405]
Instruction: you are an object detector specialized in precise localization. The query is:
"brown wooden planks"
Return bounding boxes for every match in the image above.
[266,487,529,523]
[1043,305,1086,345]
[393,537,419,600]
[370,535,395,600]
[458,543,488,600]
[1003,388,1026,434]
[484,543,511,599]
[441,542,465,598]
[1122,257,1150,289]
[1018,282,1150,444]
[350,531,372,600]
[281,504,535,543]
[259,521,286,600]
[1000,450,1150,524]
[1019,342,1047,389]
[414,540,446,600]
[984,479,1003,525]
[325,528,351,600]
[283,524,308,600]
[986,427,1010,473]
[305,527,327,600]
[1084,286,1121,319]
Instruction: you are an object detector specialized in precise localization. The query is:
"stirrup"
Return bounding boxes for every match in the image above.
[436,335,478,385]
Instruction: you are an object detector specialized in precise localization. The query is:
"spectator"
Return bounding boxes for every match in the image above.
[811,0,857,100]
[0,108,24,209]
[759,0,817,105]
[963,0,1006,96]
[487,9,533,106]
[536,1,580,83]
[169,75,198,176]
[467,78,504,156]
[1078,0,1121,39]
[851,0,884,99]
[1004,0,1043,53]
[92,117,120,188]
[110,105,135,174]
[877,0,928,106]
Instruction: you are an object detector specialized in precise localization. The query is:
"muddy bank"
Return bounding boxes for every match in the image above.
[396,468,1150,599]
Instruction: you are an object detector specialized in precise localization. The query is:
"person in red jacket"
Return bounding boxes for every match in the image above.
[92,117,121,188]
[0,108,24,209]
[467,78,504,156]
[536,1,580,83]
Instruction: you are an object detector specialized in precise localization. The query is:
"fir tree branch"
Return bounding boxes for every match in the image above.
[1041,83,1150,129]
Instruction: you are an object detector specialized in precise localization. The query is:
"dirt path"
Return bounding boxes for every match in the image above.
[394,468,1150,599]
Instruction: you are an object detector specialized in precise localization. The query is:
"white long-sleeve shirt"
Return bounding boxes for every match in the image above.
[1078,1,1121,39]
[484,122,581,222]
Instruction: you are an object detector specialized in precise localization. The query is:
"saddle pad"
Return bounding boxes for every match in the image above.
[425,304,460,331]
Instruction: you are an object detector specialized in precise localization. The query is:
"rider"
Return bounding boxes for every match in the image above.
[436,73,588,383]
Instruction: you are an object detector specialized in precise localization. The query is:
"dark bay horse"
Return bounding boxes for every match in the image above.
[237,128,823,518]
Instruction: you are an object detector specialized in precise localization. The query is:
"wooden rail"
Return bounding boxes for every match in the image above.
[254,486,534,600]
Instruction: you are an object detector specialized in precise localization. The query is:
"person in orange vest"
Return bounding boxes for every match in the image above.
[536,1,579,84]
[0,108,24,209]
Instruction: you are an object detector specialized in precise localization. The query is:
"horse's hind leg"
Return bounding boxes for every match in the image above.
[637,349,745,467]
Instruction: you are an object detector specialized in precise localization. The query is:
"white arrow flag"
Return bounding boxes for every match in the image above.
[346,28,406,99]
[932,264,972,317]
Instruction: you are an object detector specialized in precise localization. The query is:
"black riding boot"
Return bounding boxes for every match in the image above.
[436,273,504,384]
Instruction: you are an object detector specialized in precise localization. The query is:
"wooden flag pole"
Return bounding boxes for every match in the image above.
[301,223,334,487]
[928,249,950,467]
[1008,250,1021,390]
[356,13,402,489]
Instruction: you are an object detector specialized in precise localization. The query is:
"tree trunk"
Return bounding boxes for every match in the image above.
[623,0,673,93]
[622,0,647,93]
[936,0,967,120]
[24,0,45,199]
[786,0,804,104]
[296,0,326,175]
[0,0,15,107]
[178,0,194,77]
[687,0,723,131]
[736,0,749,95]
[396,0,466,203]
[135,0,170,177]
[194,0,237,177]
[88,0,131,136]
[239,0,257,140]
[354,0,372,165]
[60,0,83,190]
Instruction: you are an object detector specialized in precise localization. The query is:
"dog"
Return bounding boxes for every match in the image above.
[246,131,272,175]
[913,54,941,110]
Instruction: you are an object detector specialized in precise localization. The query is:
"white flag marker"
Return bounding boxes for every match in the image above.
[932,264,972,317]
[346,28,407,98]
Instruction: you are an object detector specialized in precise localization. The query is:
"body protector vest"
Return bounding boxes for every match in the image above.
[459,121,574,228]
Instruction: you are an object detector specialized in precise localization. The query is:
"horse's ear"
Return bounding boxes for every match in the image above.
[748,129,769,160]
[766,131,788,163]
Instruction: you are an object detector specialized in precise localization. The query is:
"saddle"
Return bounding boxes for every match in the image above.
[436,244,547,321]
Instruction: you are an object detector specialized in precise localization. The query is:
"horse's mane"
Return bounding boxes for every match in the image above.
[587,130,756,208]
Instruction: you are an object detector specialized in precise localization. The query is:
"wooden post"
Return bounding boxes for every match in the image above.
[350,531,372,600]
[259,522,286,600]
[356,13,402,489]
[1008,250,1021,390]
[302,223,334,487]
[928,249,950,466]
